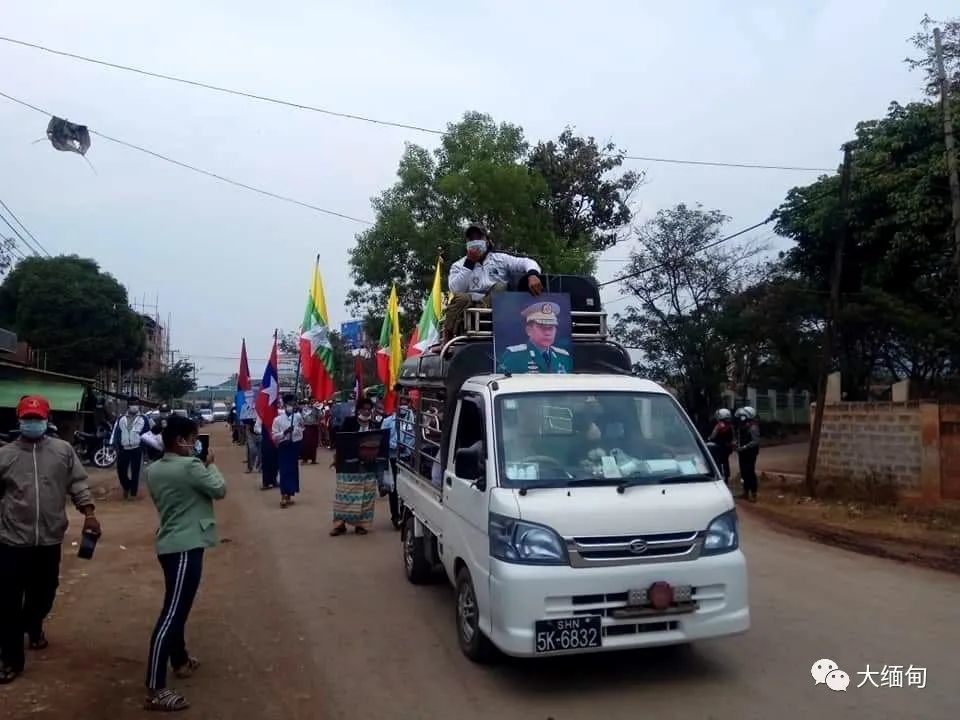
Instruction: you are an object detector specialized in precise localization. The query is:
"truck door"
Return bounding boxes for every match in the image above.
[442,392,492,619]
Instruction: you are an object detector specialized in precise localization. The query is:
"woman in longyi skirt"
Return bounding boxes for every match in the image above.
[330,398,381,536]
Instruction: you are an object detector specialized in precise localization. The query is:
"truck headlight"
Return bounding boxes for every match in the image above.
[489,513,568,565]
[702,510,739,555]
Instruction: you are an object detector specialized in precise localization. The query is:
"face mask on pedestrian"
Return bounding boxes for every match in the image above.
[285,405,295,416]
[466,239,487,256]
[19,418,48,439]
[128,405,139,415]
[358,411,372,424]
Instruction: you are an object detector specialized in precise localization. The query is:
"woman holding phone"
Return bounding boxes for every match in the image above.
[143,415,226,712]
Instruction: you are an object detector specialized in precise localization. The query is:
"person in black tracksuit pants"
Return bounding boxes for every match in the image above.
[735,408,761,501]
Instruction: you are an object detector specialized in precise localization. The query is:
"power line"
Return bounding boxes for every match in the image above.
[597,218,773,288]
[0,35,831,174]
[0,198,51,256]
[621,155,832,172]
[1,235,28,261]
[0,35,445,136]
[0,209,39,257]
[0,90,374,225]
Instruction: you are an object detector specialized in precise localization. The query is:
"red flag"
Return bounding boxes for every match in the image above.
[237,339,251,391]
[256,333,280,443]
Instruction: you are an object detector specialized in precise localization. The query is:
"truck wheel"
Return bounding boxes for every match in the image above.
[455,568,496,663]
[403,516,432,584]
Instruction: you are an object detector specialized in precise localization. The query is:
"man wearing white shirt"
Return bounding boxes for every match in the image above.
[110,397,151,499]
[271,394,304,508]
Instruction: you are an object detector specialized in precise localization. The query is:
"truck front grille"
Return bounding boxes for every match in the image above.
[565,531,702,567]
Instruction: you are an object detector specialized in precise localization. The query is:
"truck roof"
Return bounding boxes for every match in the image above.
[463,373,668,395]
[398,339,633,398]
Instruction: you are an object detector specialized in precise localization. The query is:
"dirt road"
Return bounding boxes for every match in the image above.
[3,429,957,719]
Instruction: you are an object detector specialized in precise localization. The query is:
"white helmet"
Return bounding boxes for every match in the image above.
[716,408,732,420]
[735,406,756,420]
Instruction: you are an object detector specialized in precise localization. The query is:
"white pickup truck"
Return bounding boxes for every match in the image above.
[395,300,749,661]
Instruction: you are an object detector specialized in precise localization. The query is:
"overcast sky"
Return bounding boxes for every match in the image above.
[0,1,950,384]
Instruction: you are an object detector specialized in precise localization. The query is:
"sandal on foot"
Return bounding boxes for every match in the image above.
[329,524,347,536]
[355,526,369,535]
[145,689,190,712]
[0,665,20,685]
[173,657,200,679]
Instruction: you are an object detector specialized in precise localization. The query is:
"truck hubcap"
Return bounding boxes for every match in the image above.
[458,583,477,643]
[403,530,414,574]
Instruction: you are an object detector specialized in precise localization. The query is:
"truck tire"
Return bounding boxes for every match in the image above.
[455,567,497,663]
[403,516,432,584]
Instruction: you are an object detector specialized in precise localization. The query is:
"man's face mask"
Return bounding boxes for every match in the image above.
[466,239,487,257]
[128,405,140,415]
[19,419,48,439]
[358,412,372,423]
[285,405,294,415]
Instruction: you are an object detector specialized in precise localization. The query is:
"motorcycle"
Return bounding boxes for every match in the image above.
[73,425,117,468]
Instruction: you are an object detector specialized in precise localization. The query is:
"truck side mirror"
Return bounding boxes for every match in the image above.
[455,441,485,490]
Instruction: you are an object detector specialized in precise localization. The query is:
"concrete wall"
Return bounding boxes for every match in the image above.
[816,401,924,496]
[815,400,955,503]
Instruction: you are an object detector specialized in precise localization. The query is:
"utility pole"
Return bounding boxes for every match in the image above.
[805,144,853,497]
[934,28,960,284]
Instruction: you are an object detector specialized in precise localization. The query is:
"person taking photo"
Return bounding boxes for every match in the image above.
[143,414,226,711]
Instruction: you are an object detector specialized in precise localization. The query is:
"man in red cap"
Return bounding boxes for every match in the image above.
[0,395,101,684]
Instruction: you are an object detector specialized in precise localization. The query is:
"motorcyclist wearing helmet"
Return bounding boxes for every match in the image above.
[707,408,735,484]
[734,407,760,502]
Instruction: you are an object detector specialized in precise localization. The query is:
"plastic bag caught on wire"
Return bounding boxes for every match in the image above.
[46,116,91,155]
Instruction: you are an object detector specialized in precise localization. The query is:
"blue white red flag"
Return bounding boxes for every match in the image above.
[235,338,255,421]
[256,334,280,441]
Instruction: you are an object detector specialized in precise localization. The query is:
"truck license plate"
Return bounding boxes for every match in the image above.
[534,616,602,653]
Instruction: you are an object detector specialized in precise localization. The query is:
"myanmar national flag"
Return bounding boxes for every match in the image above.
[407,258,443,358]
[299,257,336,401]
[376,285,402,412]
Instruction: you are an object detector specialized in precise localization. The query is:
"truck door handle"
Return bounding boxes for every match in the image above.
[445,476,453,487]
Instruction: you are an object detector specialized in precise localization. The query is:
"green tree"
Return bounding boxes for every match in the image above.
[905,14,960,96]
[717,277,823,393]
[0,256,146,378]
[0,237,18,276]
[151,360,197,401]
[348,112,640,324]
[773,100,960,396]
[612,204,765,428]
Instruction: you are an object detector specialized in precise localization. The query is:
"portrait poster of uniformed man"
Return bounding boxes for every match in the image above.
[493,293,573,374]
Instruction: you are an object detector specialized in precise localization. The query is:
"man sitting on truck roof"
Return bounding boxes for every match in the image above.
[441,223,544,346]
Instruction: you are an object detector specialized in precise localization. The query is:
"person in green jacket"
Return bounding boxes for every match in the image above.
[143,414,226,712]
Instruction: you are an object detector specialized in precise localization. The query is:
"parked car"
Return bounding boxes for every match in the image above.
[212,402,229,422]
[199,407,215,424]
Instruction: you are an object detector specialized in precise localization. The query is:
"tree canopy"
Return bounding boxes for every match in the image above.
[0,256,146,378]
[613,204,766,428]
[773,99,960,395]
[151,359,197,401]
[348,112,640,326]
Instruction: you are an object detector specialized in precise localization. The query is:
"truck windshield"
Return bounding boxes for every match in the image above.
[495,391,713,489]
